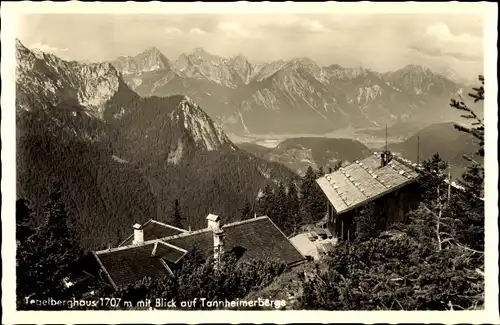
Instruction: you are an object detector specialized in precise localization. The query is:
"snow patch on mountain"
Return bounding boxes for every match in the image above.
[356,85,384,105]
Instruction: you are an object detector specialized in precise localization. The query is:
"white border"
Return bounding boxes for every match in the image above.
[1,2,498,324]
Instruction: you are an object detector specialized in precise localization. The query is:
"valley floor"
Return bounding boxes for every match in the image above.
[227,126,404,150]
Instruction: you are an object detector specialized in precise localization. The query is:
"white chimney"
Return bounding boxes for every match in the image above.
[132,223,144,245]
[207,214,220,231]
[207,214,224,267]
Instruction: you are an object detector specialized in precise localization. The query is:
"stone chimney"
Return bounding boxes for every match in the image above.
[207,214,225,266]
[132,223,144,245]
[207,214,220,230]
[380,150,393,168]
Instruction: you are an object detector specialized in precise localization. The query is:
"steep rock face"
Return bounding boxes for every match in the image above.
[16,40,137,142]
[233,59,347,134]
[112,47,172,75]
[17,40,123,120]
[230,54,253,84]
[172,48,250,88]
[250,60,287,82]
[383,65,460,96]
[177,96,234,151]
[113,94,236,163]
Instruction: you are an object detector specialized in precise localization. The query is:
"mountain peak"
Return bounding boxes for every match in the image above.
[16,38,27,50]
[142,46,163,56]
[189,47,221,61]
[112,46,171,75]
[401,64,433,75]
[193,47,207,54]
[176,96,233,151]
[289,57,315,65]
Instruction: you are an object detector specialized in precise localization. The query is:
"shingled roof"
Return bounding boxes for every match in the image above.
[119,219,187,247]
[93,242,180,290]
[94,216,305,290]
[163,216,305,266]
[316,153,420,215]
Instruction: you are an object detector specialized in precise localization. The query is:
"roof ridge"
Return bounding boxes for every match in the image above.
[95,241,156,255]
[159,227,212,242]
[222,215,269,228]
[157,240,188,253]
[150,219,189,233]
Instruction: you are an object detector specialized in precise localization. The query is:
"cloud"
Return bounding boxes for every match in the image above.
[189,28,207,36]
[408,22,482,64]
[303,20,329,33]
[164,27,183,36]
[410,45,479,62]
[426,23,477,45]
[29,42,68,54]
[216,21,252,38]
[260,16,330,33]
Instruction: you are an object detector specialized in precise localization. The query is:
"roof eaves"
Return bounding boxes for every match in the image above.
[156,241,189,264]
[262,216,307,264]
[92,251,118,291]
[159,259,175,277]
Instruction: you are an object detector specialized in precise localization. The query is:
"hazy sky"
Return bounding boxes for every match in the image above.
[18,13,484,79]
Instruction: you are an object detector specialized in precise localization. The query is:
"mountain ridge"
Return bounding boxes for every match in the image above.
[109,45,468,135]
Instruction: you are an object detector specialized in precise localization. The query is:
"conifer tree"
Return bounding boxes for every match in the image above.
[274,182,289,229]
[16,198,34,243]
[287,180,300,217]
[300,166,326,224]
[450,75,484,158]
[301,166,316,201]
[17,185,82,309]
[287,180,302,235]
[172,199,183,228]
[450,75,485,197]
[240,199,253,220]
[448,75,486,250]
[353,201,377,241]
[257,184,274,217]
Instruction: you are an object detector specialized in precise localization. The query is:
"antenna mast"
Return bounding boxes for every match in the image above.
[385,124,388,153]
[416,136,420,166]
[447,164,451,203]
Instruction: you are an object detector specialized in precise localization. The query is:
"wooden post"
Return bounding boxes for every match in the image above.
[447,165,451,203]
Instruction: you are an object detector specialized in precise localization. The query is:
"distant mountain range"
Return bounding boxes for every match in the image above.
[109,46,468,135]
[15,40,297,250]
